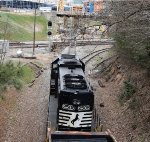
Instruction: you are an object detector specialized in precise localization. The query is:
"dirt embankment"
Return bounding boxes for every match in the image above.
[0,53,55,142]
[0,87,20,141]
[91,55,150,142]
[0,67,50,142]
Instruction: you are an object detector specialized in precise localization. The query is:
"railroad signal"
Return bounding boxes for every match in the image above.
[48,21,52,27]
[48,31,52,36]
[47,21,52,52]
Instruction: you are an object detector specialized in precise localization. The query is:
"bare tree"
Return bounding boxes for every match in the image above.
[101,0,150,68]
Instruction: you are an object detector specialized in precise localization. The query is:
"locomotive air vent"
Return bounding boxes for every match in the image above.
[64,74,87,89]
[61,54,75,59]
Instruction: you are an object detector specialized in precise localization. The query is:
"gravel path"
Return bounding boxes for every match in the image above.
[4,66,50,142]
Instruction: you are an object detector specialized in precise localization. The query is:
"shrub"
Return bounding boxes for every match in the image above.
[114,32,150,76]
[7,79,23,90]
[0,61,34,94]
[0,94,5,101]
[128,97,140,110]
[119,79,136,104]
[0,84,7,94]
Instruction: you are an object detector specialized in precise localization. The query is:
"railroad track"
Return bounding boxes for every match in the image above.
[81,48,111,65]
[81,48,119,76]
[9,39,114,48]
[93,55,118,70]
[10,42,48,48]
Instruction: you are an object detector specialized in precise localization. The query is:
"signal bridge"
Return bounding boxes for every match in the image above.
[56,11,112,25]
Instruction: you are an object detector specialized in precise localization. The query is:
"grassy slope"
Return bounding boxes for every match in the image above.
[0,12,47,41]
[0,62,35,96]
[21,65,35,84]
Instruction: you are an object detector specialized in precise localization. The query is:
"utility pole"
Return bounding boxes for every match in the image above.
[32,7,37,56]
[32,0,41,56]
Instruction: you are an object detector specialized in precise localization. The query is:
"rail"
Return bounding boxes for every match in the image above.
[9,39,115,48]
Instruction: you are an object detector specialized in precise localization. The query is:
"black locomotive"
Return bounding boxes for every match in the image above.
[50,54,94,131]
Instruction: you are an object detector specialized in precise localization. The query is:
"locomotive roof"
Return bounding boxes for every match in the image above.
[58,58,82,67]
[59,66,91,92]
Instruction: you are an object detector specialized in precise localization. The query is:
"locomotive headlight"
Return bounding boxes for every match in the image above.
[73,99,81,105]
[78,105,90,111]
[62,104,75,111]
